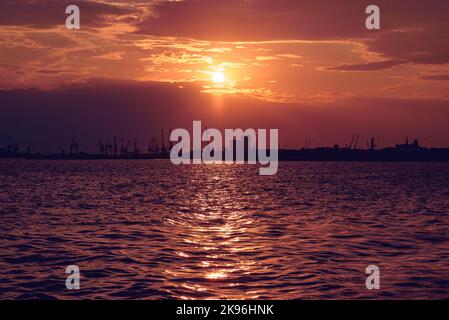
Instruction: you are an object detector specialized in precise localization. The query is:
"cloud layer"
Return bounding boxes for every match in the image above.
[0,1,449,149]
[1,79,449,152]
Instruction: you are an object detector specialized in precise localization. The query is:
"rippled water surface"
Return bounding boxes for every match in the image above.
[1,160,449,299]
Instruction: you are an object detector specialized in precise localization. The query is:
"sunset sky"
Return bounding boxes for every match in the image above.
[1,0,449,152]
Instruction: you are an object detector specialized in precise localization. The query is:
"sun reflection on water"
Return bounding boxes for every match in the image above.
[161,166,268,299]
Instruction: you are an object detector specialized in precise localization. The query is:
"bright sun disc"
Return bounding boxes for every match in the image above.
[212,71,225,83]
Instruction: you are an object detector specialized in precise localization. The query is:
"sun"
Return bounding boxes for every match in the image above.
[212,71,225,83]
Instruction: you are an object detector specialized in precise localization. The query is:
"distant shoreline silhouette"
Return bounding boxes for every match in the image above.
[2,138,449,162]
